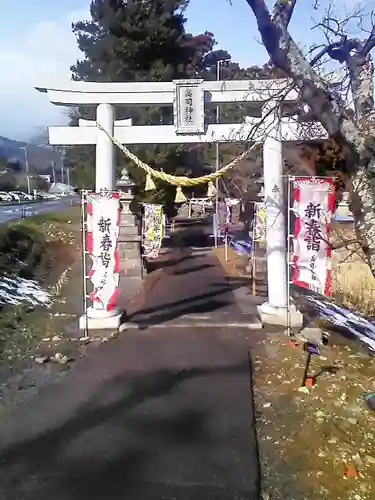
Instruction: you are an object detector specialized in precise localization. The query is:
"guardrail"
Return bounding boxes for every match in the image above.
[0,199,41,206]
[0,195,77,206]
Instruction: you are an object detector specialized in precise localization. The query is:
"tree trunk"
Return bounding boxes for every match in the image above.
[243,0,375,275]
[350,161,375,272]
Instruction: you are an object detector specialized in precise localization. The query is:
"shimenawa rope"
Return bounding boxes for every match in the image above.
[97,122,260,191]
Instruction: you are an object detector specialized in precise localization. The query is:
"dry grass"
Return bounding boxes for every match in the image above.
[333,261,375,316]
[331,223,375,317]
[214,223,375,318]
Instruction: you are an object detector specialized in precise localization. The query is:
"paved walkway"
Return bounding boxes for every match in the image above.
[129,245,260,328]
[0,243,261,500]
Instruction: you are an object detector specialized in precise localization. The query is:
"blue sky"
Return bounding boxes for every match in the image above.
[0,0,367,140]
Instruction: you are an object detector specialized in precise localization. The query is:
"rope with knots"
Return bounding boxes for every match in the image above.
[97,122,260,188]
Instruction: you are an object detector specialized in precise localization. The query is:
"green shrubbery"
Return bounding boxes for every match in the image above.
[0,209,79,281]
[0,221,47,278]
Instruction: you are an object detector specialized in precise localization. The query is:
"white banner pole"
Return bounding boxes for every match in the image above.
[287,176,292,338]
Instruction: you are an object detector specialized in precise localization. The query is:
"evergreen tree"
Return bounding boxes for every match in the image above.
[65,1,284,209]
[66,0,214,214]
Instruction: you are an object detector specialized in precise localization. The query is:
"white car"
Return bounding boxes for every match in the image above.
[36,192,58,201]
[9,191,33,201]
[0,191,12,202]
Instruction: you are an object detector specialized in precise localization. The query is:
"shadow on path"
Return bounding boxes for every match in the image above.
[0,220,262,500]
[0,351,259,500]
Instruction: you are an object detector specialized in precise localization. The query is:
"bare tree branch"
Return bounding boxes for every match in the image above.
[242,0,375,275]
[310,41,347,66]
[271,0,297,27]
[310,1,375,121]
[245,0,344,138]
[361,23,375,57]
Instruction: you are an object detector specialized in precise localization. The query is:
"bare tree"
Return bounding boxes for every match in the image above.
[243,0,375,274]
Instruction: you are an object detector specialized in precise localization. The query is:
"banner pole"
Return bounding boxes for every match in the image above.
[213,212,218,248]
[81,190,89,338]
[252,203,256,296]
[140,204,145,278]
[252,244,257,296]
[287,176,292,338]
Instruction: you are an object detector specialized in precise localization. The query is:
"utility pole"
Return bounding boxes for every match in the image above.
[51,161,56,183]
[61,149,67,186]
[20,146,31,195]
[45,161,56,183]
[214,58,231,248]
[66,167,70,187]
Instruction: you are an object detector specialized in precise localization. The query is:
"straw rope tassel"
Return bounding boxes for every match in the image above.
[174,186,187,203]
[206,180,216,197]
[144,173,156,191]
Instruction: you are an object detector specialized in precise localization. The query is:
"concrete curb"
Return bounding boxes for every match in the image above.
[121,312,262,330]
[121,320,262,330]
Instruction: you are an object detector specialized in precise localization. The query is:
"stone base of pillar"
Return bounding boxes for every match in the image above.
[79,307,123,330]
[257,301,303,328]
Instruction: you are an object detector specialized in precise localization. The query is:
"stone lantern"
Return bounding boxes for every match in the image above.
[116,168,142,281]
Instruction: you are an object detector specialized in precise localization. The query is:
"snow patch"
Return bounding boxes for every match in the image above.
[304,293,375,353]
[0,276,51,307]
[229,237,253,256]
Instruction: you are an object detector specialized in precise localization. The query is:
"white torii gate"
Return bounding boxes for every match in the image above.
[36,78,326,327]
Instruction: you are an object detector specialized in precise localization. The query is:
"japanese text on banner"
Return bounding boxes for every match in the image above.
[87,192,120,310]
[142,203,164,259]
[292,178,335,296]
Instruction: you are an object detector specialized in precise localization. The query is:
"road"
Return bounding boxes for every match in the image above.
[0,197,79,224]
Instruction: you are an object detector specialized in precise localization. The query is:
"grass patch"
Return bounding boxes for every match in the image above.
[20,206,81,226]
[0,259,90,414]
[0,207,80,281]
[0,207,81,376]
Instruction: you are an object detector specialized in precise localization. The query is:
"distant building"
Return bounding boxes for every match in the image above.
[39,174,51,183]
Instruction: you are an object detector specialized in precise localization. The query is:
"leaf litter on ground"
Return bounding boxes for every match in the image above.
[253,329,375,500]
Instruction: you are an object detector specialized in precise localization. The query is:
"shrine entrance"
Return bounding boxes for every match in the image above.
[36,78,325,329]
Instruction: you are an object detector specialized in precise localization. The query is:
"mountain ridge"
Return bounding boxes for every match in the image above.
[0,136,62,172]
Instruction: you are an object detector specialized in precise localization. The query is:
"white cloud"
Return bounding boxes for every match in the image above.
[0,9,88,140]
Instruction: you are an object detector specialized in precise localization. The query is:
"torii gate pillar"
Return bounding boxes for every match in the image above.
[96,103,116,191]
[258,123,302,327]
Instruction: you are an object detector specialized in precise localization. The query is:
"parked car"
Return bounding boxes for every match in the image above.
[0,191,12,202]
[8,191,21,201]
[35,191,58,201]
[9,191,33,201]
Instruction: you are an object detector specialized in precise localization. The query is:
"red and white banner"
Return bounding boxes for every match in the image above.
[292,178,336,296]
[86,191,120,310]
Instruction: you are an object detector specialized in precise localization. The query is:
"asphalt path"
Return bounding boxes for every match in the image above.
[0,197,79,224]
[0,229,261,500]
